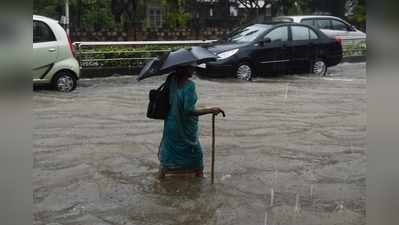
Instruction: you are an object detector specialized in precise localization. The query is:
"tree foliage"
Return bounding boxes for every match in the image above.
[161,0,191,28]
[111,0,146,25]
[33,0,63,19]
[34,0,366,31]
[347,0,366,30]
[80,0,116,30]
[34,0,118,30]
[237,0,313,16]
[237,0,269,9]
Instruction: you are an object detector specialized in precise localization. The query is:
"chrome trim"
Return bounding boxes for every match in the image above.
[260,59,290,64]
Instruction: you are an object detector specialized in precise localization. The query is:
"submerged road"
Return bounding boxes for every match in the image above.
[34,62,366,225]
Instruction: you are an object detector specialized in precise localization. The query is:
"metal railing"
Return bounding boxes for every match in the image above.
[74,40,215,69]
[340,36,367,58]
[74,40,217,46]
[74,37,366,77]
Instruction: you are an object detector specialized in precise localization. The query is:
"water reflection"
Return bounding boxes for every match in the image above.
[128,175,220,225]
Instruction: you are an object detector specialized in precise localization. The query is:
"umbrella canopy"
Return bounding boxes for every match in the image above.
[137,52,170,81]
[190,46,219,64]
[137,46,217,81]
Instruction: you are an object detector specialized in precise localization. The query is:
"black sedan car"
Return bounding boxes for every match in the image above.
[197,22,342,80]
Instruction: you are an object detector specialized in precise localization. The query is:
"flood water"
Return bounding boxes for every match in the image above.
[33,63,366,225]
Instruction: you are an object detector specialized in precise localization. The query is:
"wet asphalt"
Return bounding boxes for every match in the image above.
[33,62,366,225]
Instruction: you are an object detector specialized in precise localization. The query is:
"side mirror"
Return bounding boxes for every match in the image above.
[349,25,357,31]
[257,38,271,47]
[257,40,265,47]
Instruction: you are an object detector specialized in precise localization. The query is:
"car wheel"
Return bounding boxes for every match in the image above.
[311,59,327,76]
[53,71,77,92]
[236,62,254,81]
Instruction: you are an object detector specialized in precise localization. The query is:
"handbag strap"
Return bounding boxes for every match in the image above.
[157,82,166,91]
[157,74,173,91]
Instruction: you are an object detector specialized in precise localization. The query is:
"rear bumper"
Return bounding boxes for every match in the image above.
[326,54,343,67]
[326,43,343,67]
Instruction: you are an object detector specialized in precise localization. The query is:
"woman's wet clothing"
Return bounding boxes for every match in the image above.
[159,75,203,170]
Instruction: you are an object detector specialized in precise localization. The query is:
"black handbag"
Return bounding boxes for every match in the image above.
[146,80,170,120]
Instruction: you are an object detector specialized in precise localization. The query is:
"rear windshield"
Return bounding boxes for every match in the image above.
[273,17,293,22]
[226,25,271,43]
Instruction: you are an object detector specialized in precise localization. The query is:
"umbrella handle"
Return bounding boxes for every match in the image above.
[211,114,215,184]
[211,113,225,184]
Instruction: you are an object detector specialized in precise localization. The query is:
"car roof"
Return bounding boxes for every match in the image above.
[257,22,328,37]
[259,21,292,25]
[251,22,294,28]
[33,15,58,23]
[255,22,310,27]
[276,15,343,20]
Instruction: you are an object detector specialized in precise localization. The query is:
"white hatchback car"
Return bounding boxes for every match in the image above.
[273,15,366,39]
[33,15,80,92]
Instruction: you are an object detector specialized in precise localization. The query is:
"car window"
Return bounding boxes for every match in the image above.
[301,19,314,26]
[292,26,308,41]
[226,24,271,43]
[309,29,319,39]
[331,19,348,31]
[272,17,293,22]
[227,24,271,43]
[33,21,41,43]
[33,20,56,43]
[291,26,318,41]
[316,19,332,29]
[264,26,288,42]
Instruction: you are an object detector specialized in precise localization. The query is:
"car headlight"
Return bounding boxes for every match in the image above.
[217,49,239,60]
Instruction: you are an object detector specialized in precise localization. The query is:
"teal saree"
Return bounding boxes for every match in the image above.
[159,75,203,170]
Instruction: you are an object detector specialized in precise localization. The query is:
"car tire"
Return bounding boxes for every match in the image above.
[311,58,327,76]
[236,62,254,81]
[52,71,77,92]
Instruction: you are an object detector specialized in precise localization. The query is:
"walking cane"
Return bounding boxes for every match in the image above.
[211,112,225,184]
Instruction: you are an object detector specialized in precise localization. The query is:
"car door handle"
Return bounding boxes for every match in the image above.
[48,48,56,52]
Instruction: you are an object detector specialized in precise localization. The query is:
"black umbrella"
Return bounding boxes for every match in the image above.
[137,46,217,81]
[136,52,170,81]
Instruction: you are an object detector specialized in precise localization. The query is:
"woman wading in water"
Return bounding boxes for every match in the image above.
[158,66,224,178]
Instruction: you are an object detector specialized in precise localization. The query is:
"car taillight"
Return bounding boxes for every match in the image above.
[335,36,342,45]
[67,34,75,57]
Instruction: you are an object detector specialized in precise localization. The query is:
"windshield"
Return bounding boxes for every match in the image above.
[226,25,271,43]
[273,17,293,22]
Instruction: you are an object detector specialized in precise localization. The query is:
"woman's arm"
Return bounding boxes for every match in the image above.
[183,82,225,117]
[191,107,225,117]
